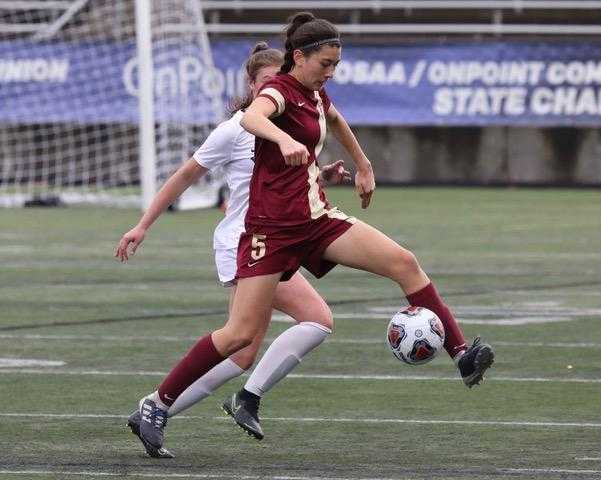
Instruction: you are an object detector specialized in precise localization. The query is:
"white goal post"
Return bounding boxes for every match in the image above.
[0,0,227,210]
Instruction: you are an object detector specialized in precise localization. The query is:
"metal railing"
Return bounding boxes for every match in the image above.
[0,1,71,9]
[162,23,601,35]
[190,0,601,36]
[2,0,601,36]
[200,1,601,10]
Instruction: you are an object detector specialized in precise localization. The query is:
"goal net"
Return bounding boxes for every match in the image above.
[0,0,225,209]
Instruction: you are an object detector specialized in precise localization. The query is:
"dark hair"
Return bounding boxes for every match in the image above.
[281,12,340,74]
[229,42,284,114]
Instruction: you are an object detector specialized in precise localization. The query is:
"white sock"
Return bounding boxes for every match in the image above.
[167,358,245,417]
[142,391,170,412]
[453,348,467,365]
[244,322,331,397]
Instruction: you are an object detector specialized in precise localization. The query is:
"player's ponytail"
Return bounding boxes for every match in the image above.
[230,42,283,114]
[245,42,282,79]
[250,41,270,57]
[281,11,340,74]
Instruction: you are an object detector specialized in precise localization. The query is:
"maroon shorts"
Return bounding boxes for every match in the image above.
[236,212,356,281]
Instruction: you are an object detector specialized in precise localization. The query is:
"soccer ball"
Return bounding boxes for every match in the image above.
[386,306,445,365]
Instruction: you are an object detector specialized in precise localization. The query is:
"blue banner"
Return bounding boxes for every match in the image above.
[1,40,601,126]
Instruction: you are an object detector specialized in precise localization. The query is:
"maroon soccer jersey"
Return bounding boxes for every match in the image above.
[246,72,335,227]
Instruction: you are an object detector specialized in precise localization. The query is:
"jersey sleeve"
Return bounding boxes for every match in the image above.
[192,118,238,170]
[318,88,332,113]
[257,81,288,117]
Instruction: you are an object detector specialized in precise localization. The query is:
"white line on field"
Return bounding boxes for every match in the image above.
[0,470,397,480]
[1,412,601,429]
[0,333,195,342]
[273,313,585,325]
[0,368,599,384]
[576,458,601,461]
[369,305,601,316]
[503,468,601,475]
[2,467,601,479]
[287,373,601,384]
[0,358,65,367]
[1,333,600,349]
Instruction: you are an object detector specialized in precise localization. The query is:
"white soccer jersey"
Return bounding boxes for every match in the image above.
[192,110,254,251]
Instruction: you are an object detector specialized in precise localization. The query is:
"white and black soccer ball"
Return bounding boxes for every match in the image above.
[386,306,445,366]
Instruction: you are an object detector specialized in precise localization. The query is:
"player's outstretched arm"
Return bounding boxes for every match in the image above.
[241,97,310,166]
[326,104,375,208]
[115,159,208,262]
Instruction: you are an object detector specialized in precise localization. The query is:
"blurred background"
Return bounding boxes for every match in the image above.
[1,0,600,210]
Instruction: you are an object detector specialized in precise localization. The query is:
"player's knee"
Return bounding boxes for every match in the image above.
[296,300,334,331]
[235,329,256,350]
[230,349,257,370]
[316,306,334,331]
[389,248,421,282]
[221,326,255,353]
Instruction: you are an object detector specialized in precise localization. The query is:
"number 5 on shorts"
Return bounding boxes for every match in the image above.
[251,234,267,261]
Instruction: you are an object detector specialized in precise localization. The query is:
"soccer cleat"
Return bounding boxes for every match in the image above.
[127,409,174,459]
[222,391,264,440]
[128,399,174,458]
[457,337,495,388]
[128,411,174,459]
[127,410,142,437]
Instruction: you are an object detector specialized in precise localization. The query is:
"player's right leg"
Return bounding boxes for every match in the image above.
[224,271,334,440]
[322,219,494,387]
[165,310,270,418]
[128,290,271,456]
[130,273,281,456]
[162,246,271,417]
[128,248,248,456]
[165,286,269,417]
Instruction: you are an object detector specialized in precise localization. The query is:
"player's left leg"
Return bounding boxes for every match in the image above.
[322,219,493,387]
[224,271,333,440]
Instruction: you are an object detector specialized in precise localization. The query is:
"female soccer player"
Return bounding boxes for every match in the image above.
[116,43,349,457]
[135,12,494,453]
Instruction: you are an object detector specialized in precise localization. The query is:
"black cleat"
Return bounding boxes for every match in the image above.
[457,337,495,388]
[127,409,174,458]
[222,391,264,440]
[127,410,142,436]
[127,403,174,458]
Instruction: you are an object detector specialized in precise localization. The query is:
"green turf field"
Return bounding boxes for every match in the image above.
[1,187,600,480]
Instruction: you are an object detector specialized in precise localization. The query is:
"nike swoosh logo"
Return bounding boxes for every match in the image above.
[247,260,261,267]
[298,102,305,107]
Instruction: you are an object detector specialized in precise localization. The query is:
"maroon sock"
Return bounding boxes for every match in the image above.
[157,333,225,406]
[406,282,467,358]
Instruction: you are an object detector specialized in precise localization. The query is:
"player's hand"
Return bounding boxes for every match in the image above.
[115,225,146,262]
[278,136,309,166]
[320,159,351,185]
[355,164,375,209]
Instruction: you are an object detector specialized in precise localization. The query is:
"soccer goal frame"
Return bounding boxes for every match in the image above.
[0,0,226,210]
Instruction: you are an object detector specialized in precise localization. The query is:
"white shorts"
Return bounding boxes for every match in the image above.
[214,248,237,287]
